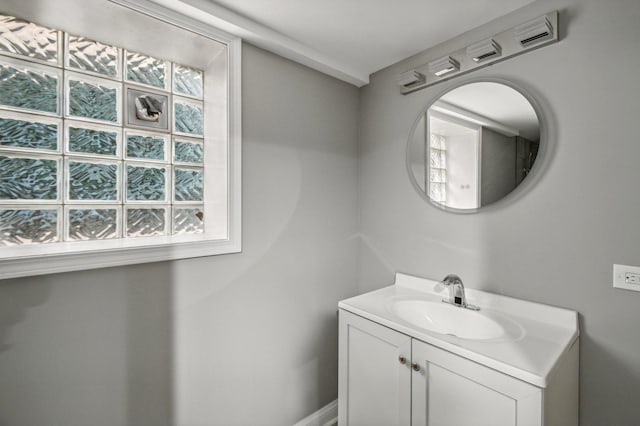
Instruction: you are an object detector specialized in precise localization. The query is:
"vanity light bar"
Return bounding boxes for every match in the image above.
[466,38,502,63]
[428,56,460,77]
[398,10,558,95]
[514,16,553,47]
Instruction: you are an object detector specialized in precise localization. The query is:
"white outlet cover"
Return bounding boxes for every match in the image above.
[613,264,640,292]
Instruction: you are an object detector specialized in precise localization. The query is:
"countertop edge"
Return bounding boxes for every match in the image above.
[339,301,554,388]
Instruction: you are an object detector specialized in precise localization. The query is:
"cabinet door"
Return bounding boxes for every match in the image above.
[411,340,542,426]
[339,310,412,426]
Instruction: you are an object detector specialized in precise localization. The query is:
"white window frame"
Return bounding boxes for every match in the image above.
[0,0,242,279]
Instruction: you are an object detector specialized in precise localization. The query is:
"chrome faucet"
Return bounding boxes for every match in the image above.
[441,274,480,311]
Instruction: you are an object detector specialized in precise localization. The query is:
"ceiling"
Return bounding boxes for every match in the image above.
[440,82,540,140]
[411,82,539,192]
[168,0,535,86]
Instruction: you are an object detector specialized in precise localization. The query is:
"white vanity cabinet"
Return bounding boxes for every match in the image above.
[338,274,579,425]
[410,338,542,426]
[338,310,412,426]
[339,310,548,426]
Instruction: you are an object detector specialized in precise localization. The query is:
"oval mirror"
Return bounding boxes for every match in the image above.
[408,81,541,212]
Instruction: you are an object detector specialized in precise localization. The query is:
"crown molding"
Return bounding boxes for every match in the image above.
[133,0,370,86]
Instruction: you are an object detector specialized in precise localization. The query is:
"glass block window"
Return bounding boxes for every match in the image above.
[0,13,207,246]
[67,207,118,240]
[0,57,61,114]
[0,111,61,152]
[125,50,169,90]
[429,133,447,204]
[0,16,60,64]
[126,207,167,237]
[66,121,120,157]
[173,137,203,164]
[0,207,60,244]
[65,34,119,78]
[125,131,167,161]
[173,64,203,98]
[174,97,204,137]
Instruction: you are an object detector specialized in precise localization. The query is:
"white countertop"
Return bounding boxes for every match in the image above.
[338,273,579,388]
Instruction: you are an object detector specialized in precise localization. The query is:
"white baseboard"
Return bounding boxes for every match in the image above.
[293,400,338,426]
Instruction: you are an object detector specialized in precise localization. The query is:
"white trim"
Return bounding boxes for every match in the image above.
[432,100,520,137]
[0,238,240,280]
[116,0,368,87]
[292,400,338,426]
[429,108,481,133]
[476,128,483,207]
[108,0,237,44]
[227,37,243,268]
[0,0,242,279]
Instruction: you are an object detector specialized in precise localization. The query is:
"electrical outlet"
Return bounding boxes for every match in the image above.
[613,264,640,291]
[625,272,640,284]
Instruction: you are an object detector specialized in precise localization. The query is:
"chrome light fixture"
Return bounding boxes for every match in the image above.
[466,38,502,63]
[514,16,553,47]
[398,11,558,95]
[396,70,426,87]
[428,56,460,77]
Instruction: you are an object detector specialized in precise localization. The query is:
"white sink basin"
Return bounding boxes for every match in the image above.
[388,299,518,340]
[339,273,579,387]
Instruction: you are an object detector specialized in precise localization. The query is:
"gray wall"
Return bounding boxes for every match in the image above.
[358,0,640,424]
[481,128,516,206]
[2,0,640,424]
[0,44,360,426]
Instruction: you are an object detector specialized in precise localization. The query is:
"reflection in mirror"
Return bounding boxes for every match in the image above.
[409,82,540,211]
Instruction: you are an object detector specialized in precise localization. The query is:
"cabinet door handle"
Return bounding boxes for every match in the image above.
[411,362,420,372]
[399,356,407,365]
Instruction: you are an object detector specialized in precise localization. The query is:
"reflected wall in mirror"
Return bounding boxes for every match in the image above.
[408,81,541,211]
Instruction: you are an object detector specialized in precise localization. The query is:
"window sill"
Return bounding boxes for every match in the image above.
[0,235,241,279]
